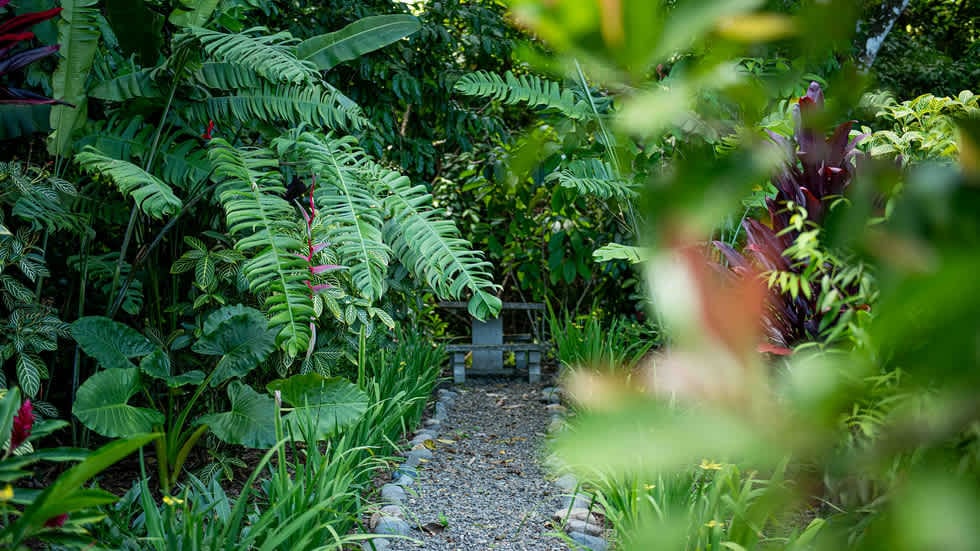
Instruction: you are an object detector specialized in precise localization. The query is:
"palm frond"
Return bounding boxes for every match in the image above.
[74,146,182,219]
[89,68,161,101]
[454,70,593,120]
[193,62,262,90]
[375,164,501,320]
[289,132,390,303]
[207,139,313,358]
[77,117,210,192]
[546,158,636,200]
[186,83,368,132]
[183,26,317,85]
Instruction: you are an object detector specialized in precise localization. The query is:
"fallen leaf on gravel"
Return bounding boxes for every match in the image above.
[420,522,446,535]
[422,439,436,450]
[436,438,455,444]
[503,404,522,409]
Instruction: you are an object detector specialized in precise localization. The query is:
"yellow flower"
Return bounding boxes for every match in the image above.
[643,484,656,491]
[0,484,13,502]
[699,459,723,470]
[162,495,184,506]
[705,519,725,529]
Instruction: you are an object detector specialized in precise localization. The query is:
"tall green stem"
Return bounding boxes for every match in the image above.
[106,57,186,317]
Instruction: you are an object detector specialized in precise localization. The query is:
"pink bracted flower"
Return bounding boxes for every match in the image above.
[10,399,34,450]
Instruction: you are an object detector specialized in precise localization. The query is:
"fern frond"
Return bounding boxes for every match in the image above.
[75,146,182,219]
[288,132,390,302]
[454,71,593,121]
[546,158,636,200]
[186,83,368,132]
[207,139,314,357]
[89,68,162,101]
[77,118,210,193]
[183,26,317,84]
[375,164,501,320]
[193,62,262,90]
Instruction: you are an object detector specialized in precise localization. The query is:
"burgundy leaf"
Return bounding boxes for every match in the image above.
[0,7,63,36]
[0,44,59,75]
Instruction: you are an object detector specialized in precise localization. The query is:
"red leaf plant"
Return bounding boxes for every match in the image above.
[713,82,867,354]
[0,0,70,106]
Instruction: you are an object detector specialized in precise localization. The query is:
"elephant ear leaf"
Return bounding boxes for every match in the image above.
[266,373,368,440]
[197,381,275,448]
[297,14,420,72]
[72,316,155,370]
[139,347,205,388]
[192,305,276,386]
[73,368,164,438]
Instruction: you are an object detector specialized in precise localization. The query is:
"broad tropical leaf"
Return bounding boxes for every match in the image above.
[168,0,220,28]
[208,139,314,357]
[71,316,155,371]
[184,26,316,84]
[291,132,390,302]
[191,305,276,386]
[297,14,420,72]
[139,347,205,387]
[48,0,100,157]
[89,69,161,101]
[197,381,275,448]
[377,164,501,320]
[72,368,164,438]
[0,104,50,140]
[75,146,182,219]
[186,82,368,132]
[266,373,367,439]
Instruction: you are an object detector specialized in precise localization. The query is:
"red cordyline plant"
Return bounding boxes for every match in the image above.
[297,175,344,357]
[0,0,68,105]
[714,82,867,354]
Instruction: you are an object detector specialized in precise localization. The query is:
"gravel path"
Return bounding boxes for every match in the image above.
[386,380,571,551]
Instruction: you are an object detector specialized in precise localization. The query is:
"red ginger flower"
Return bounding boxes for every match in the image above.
[43,513,68,528]
[10,399,33,450]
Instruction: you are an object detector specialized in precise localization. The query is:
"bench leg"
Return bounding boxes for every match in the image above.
[452,351,467,384]
[528,350,541,383]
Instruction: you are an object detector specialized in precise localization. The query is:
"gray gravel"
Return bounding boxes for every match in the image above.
[386,380,571,551]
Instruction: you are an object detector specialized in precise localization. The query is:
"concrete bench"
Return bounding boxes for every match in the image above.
[439,302,549,383]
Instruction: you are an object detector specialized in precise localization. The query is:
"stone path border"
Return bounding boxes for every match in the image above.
[362,388,459,550]
[361,383,611,550]
[541,387,610,551]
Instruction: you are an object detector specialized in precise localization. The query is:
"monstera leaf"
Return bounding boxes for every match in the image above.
[72,368,164,438]
[192,305,276,387]
[266,373,368,440]
[71,316,156,371]
[197,381,276,448]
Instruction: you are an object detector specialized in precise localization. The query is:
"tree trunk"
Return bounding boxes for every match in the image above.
[855,0,912,69]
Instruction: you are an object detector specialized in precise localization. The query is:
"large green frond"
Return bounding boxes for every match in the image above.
[193,62,262,90]
[546,158,636,200]
[207,139,313,358]
[89,68,162,101]
[186,83,368,132]
[183,26,317,84]
[297,14,421,72]
[75,146,182,219]
[376,164,501,320]
[48,0,102,157]
[290,133,390,303]
[454,71,593,121]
